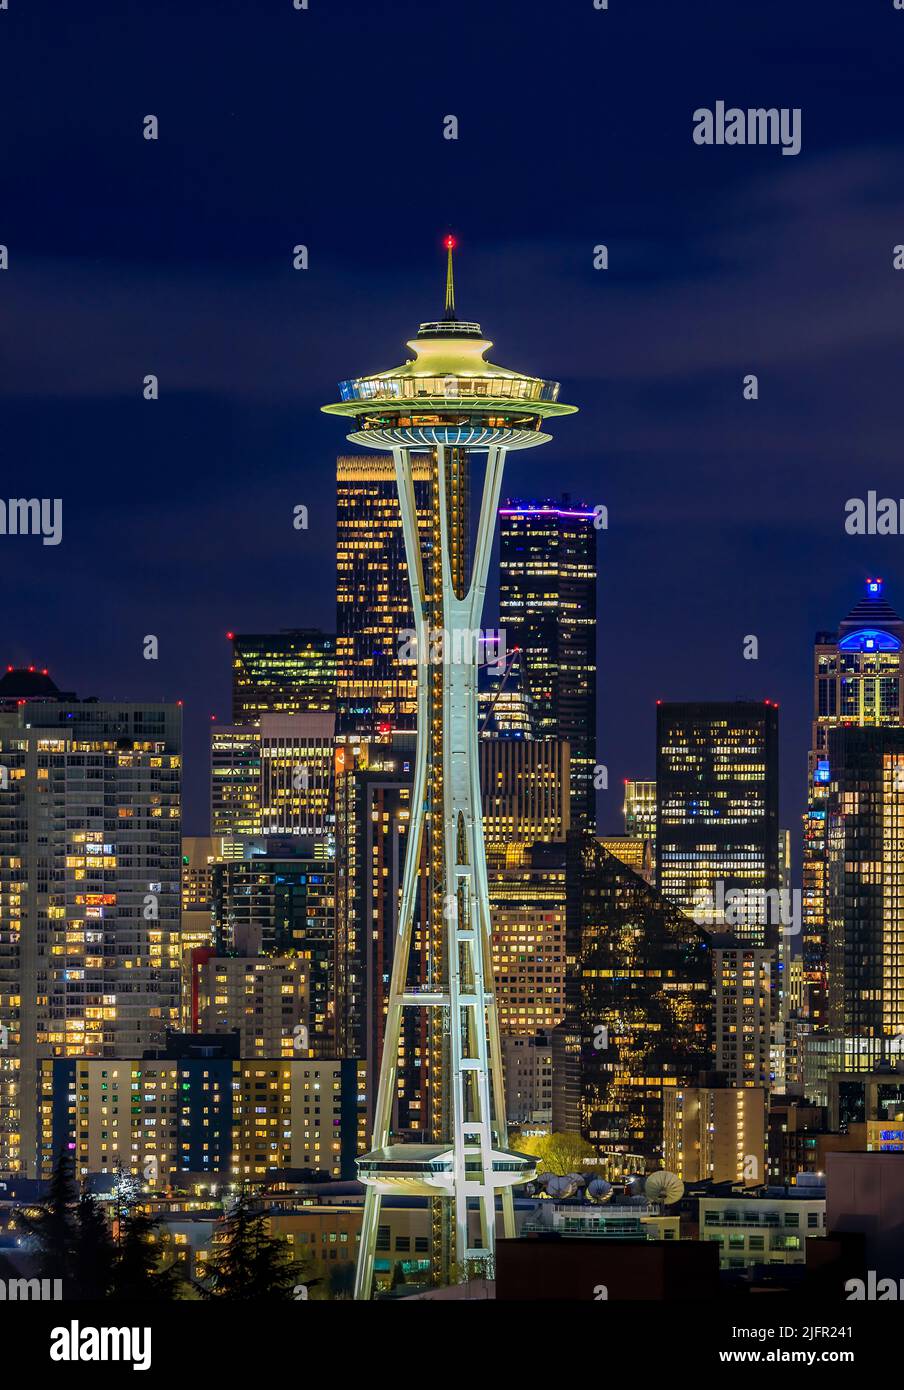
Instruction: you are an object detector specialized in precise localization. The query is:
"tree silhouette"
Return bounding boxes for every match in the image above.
[203,1190,313,1301]
[17,1150,115,1297]
[110,1210,184,1301]
[75,1192,116,1298]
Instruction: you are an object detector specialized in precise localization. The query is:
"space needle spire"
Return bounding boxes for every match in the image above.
[323,240,577,1298]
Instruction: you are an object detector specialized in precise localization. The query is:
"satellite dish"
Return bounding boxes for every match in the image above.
[644,1171,685,1205]
[586,1178,612,1203]
[546,1174,580,1199]
[624,1173,645,1196]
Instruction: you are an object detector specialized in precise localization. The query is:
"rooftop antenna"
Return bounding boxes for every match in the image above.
[444,234,456,319]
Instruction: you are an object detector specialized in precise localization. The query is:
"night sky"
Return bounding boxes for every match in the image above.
[2,0,903,849]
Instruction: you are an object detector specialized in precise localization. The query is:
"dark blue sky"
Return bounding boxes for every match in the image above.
[2,0,903,844]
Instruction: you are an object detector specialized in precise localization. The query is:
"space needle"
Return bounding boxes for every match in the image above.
[323,240,577,1297]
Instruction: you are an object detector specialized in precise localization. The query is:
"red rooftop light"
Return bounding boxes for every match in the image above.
[445,235,456,250]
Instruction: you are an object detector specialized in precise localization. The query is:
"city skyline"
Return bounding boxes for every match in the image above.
[5,1,903,847]
[3,0,904,1336]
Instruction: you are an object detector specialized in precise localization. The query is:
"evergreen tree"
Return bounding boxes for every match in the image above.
[203,1191,311,1301]
[74,1192,116,1299]
[110,1211,183,1301]
[16,1149,80,1286]
[328,1261,356,1300]
[17,1150,116,1297]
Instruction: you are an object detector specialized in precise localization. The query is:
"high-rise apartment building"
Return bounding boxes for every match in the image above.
[332,736,427,1137]
[194,955,312,1058]
[656,701,779,947]
[211,841,334,1052]
[499,500,597,827]
[712,940,775,1087]
[229,630,336,725]
[40,1054,366,1182]
[664,1083,767,1185]
[210,724,261,839]
[802,579,904,1030]
[335,455,431,737]
[0,680,182,1176]
[500,1032,553,1128]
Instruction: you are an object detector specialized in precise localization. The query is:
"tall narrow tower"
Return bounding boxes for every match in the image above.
[323,242,577,1297]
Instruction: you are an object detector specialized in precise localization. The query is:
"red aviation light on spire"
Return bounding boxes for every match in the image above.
[444,235,456,250]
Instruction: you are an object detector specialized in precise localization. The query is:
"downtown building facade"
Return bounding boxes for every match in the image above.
[576,837,712,1169]
[211,713,335,843]
[802,578,904,1034]
[0,677,182,1176]
[210,840,334,1054]
[499,500,598,828]
[335,455,431,738]
[804,725,904,1097]
[664,1081,767,1185]
[656,701,780,946]
[40,1053,366,1183]
[229,630,336,724]
[332,735,429,1138]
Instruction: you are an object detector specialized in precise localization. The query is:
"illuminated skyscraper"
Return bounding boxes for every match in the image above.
[821,727,904,1080]
[211,840,334,1052]
[802,578,904,1031]
[656,701,780,947]
[499,500,598,827]
[624,779,657,843]
[480,740,570,850]
[711,939,774,1087]
[489,843,568,1036]
[210,713,335,844]
[323,242,575,1294]
[229,630,336,725]
[332,736,429,1139]
[210,724,261,838]
[577,839,712,1166]
[664,1083,767,1185]
[336,456,431,738]
[0,683,182,1176]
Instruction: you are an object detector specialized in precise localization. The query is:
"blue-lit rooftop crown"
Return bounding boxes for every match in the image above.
[837,577,904,652]
[322,241,577,453]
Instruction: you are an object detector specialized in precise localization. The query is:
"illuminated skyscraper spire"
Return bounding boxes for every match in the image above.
[324,243,576,1298]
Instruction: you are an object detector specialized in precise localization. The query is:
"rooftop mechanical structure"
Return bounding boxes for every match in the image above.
[323,240,577,1297]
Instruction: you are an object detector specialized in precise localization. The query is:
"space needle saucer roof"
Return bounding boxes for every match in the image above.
[322,238,577,452]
